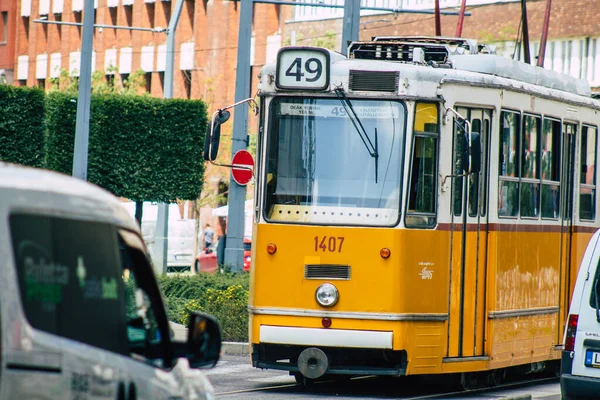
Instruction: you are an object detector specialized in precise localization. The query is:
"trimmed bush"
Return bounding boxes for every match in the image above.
[181,285,249,342]
[45,92,207,202]
[0,85,46,167]
[157,273,250,342]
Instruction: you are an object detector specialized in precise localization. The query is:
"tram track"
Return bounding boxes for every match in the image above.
[216,374,558,398]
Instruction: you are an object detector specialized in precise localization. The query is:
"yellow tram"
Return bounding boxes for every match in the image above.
[212,36,600,385]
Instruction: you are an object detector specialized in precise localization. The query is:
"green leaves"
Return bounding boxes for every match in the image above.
[0,85,46,167]
[1,84,208,203]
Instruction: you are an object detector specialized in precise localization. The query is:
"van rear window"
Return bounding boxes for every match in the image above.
[9,214,128,355]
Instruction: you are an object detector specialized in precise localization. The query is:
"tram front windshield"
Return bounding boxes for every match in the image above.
[265,97,406,227]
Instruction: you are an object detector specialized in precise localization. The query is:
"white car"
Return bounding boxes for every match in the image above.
[0,163,220,399]
[561,229,600,399]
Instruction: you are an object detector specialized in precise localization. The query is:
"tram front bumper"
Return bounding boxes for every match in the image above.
[252,326,408,377]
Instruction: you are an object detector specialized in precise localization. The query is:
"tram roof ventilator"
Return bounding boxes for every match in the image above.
[347,36,592,97]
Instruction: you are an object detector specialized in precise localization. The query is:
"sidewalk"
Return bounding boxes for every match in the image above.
[170,322,250,356]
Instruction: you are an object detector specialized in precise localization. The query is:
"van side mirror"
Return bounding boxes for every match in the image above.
[470,132,481,173]
[203,110,231,161]
[186,312,222,368]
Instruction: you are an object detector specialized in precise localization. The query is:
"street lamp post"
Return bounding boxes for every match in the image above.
[71,0,95,181]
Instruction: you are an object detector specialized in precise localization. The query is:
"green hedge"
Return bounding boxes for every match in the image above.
[0,85,46,167]
[157,273,250,342]
[45,93,207,202]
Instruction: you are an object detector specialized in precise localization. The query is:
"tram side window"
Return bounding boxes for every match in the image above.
[468,110,492,217]
[406,102,438,228]
[520,115,541,218]
[452,108,491,218]
[580,125,598,221]
[498,111,520,217]
[480,118,490,216]
[541,118,561,219]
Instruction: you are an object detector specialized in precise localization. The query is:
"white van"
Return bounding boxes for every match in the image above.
[561,229,600,399]
[0,163,220,399]
[120,202,202,272]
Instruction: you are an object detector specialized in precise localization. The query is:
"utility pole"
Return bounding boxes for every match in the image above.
[341,0,361,55]
[455,0,467,37]
[224,0,253,273]
[72,0,95,180]
[537,0,552,67]
[521,0,531,64]
[153,0,186,275]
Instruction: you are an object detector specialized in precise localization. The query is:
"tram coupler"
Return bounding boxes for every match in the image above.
[297,347,329,379]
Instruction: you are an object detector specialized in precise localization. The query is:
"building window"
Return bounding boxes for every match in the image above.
[185,0,194,33]
[182,70,191,99]
[120,73,129,90]
[37,79,45,88]
[158,71,164,94]
[1,12,7,44]
[145,2,154,27]
[145,72,151,93]
[106,74,114,88]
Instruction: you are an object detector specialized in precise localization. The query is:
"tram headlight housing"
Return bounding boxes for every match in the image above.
[315,283,339,307]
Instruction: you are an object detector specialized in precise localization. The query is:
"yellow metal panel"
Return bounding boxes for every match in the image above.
[251,224,449,314]
[414,102,438,132]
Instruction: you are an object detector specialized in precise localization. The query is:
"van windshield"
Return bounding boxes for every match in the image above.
[9,213,129,355]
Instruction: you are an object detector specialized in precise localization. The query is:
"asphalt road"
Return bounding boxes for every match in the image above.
[207,354,562,400]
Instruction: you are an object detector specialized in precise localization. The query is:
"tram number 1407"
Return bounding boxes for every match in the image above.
[314,236,345,253]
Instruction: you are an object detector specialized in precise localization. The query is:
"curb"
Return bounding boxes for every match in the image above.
[169,322,250,356]
[221,342,250,356]
[501,395,532,400]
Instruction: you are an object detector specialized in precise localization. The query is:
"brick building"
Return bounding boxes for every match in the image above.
[11,0,292,106]
[8,0,600,103]
[0,0,16,82]
[285,0,600,91]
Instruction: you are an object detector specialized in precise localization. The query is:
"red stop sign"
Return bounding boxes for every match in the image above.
[231,150,254,185]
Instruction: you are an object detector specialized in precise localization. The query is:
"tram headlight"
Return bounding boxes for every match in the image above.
[315,283,339,307]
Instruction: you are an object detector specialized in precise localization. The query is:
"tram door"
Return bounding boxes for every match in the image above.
[557,122,576,345]
[448,108,491,358]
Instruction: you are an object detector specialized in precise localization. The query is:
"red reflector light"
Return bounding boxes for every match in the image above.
[380,248,391,259]
[322,317,332,328]
[266,243,277,254]
[565,314,579,352]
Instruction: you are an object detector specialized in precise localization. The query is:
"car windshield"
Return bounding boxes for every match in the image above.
[264,97,406,227]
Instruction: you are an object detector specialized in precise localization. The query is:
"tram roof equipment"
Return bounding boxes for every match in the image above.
[347,36,591,97]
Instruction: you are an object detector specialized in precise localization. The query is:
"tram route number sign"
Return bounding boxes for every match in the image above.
[276,47,330,91]
[231,150,254,186]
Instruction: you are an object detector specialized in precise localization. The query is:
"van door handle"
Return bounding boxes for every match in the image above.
[117,381,126,400]
[128,381,137,400]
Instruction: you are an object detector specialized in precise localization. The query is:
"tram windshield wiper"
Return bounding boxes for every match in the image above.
[333,87,379,183]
